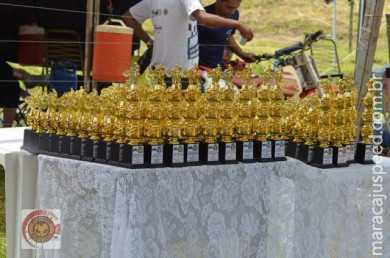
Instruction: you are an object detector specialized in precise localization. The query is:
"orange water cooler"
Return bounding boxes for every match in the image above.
[18,24,45,66]
[92,19,133,82]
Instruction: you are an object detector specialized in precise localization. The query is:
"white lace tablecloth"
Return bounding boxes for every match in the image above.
[36,156,390,258]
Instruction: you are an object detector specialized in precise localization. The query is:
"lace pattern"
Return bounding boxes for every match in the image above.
[36,155,390,257]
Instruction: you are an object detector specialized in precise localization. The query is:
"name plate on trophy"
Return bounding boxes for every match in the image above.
[219,142,238,164]
[114,144,145,168]
[237,141,255,163]
[273,140,286,161]
[185,143,200,165]
[333,146,348,167]
[345,143,356,163]
[200,142,220,165]
[164,143,185,167]
[145,144,164,167]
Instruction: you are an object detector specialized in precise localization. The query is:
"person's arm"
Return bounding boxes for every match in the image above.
[227,36,257,63]
[122,10,153,45]
[192,10,253,41]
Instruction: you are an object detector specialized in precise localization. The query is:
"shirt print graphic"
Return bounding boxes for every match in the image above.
[188,23,199,60]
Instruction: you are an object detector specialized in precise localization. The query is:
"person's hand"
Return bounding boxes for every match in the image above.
[242,53,258,63]
[13,68,30,81]
[237,22,254,42]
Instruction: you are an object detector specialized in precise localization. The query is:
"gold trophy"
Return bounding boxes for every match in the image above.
[108,64,147,168]
[182,64,202,165]
[42,90,61,155]
[233,67,257,162]
[355,77,376,164]
[297,93,320,163]
[219,65,238,164]
[22,92,43,153]
[253,68,272,162]
[269,68,287,161]
[198,65,222,164]
[164,64,185,166]
[144,64,166,167]
[312,77,335,168]
[341,77,358,163]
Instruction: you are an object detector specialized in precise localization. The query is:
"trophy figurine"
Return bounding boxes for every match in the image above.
[182,64,202,165]
[219,65,238,164]
[297,94,319,163]
[269,68,287,161]
[22,92,40,153]
[312,77,335,168]
[253,68,272,162]
[199,65,222,164]
[144,64,166,167]
[355,77,375,164]
[109,64,146,168]
[163,64,185,166]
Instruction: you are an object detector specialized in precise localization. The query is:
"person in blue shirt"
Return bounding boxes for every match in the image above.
[198,0,257,71]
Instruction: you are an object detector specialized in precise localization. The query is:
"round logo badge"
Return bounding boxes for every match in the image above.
[22,209,61,249]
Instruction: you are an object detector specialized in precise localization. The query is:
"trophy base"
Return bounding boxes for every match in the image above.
[145,144,165,168]
[253,140,273,162]
[285,141,302,159]
[116,144,146,169]
[297,144,315,163]
[69,137,82,160]
[106,142,120,166]
[38,133,50,155]
[21,129,39,154]
[21,128,31,151]
[272,140,287,162]
[80,138,95,162]
[346,142,357,164]
[200,142,220,165]
[333,146,349,167]
[219,142,238,164]
[58,135,71,158]
[355,143,374,164]
[48,133,60,156]
[94,141,111,164]
[184,143,201,166]
[164,143,185,167]
[311,146,335,169]
[236,141,256,163]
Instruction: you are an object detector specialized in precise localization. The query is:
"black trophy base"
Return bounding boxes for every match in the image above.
[94,141,111,164]
[200,142,220,165]
[58,135,71,158]
[164,143,185,167]
[355,143,374,164]
[333,146,349,167]
[272,140,287,162]
[69,137,82,160]
[117,144,146,169]
[21,129,39,154]
[106,142,120,166]
[38,133,50,155]
[184,143,201,166]
[236,141,256,163]
[285,141,302,159]
[48,134,60,156]
[253,140,273,163]
[311,146,335,169]
[145,144,165,168]
[346,142,357,164]
[81,138,95,162]
[297,144,315,163]
[219,142,238,164]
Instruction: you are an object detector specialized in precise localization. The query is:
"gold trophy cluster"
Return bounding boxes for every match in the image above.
[24,63,370,166]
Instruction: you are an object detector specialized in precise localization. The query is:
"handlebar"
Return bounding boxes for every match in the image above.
[256,30,324,62]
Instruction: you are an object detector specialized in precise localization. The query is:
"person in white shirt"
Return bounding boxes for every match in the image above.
[122,0,253,85]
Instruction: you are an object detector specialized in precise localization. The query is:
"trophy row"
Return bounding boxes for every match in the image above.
[21,63,374,168]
